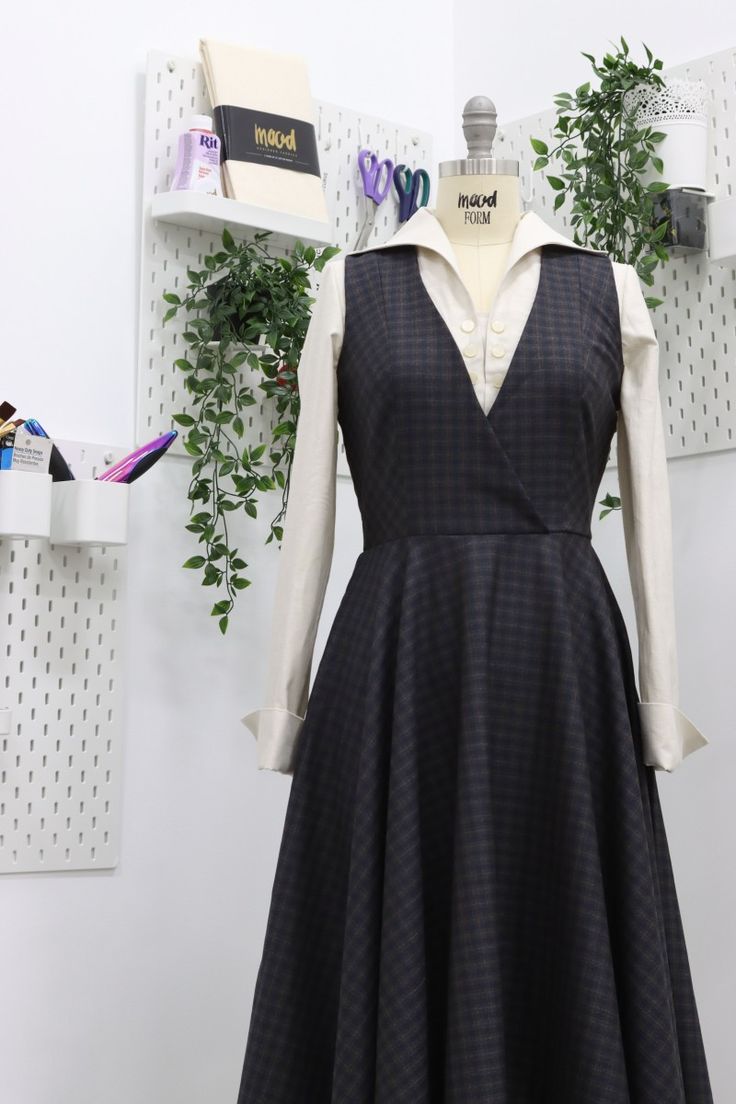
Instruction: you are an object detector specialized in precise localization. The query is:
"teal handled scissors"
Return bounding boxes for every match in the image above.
[392,164,431,222]
[354,147,395,249]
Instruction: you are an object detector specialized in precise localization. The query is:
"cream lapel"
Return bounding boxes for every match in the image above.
[350,204,607,286]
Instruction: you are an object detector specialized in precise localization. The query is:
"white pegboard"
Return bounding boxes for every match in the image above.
[0,440,128,874]
[496,46,736,461]
[137,49,433,479]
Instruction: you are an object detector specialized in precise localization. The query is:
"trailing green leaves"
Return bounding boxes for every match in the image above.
[529,35,671,289]
[528,36,672,524]
[162,228,341,632]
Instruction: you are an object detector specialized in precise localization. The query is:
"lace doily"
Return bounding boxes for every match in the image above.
[623,77,708,126]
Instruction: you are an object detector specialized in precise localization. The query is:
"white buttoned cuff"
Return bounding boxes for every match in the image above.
[241,706,304,774]
[637,702,709,772]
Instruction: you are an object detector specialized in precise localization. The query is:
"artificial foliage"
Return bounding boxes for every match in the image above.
[530,36,671,309]
[162,227,340,633]
[530,37,674,520]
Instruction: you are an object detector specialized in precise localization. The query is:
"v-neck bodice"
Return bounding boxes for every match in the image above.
[336,239,623,554]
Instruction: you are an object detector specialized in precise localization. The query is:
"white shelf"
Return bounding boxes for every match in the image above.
[149,190,333,249]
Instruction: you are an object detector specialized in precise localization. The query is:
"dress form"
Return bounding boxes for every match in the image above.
[433,96,523,315]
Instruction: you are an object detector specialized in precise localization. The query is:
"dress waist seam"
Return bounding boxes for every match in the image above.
[362,529,592,553]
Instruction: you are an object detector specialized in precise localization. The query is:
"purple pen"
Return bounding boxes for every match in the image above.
[97,430,178,482]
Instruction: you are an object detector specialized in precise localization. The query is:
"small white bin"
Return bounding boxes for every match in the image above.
[0,469,53,539]
[707,196,736,263]
[50,479,130,546]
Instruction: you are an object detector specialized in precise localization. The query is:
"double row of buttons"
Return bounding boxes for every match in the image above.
[460,317,507,388]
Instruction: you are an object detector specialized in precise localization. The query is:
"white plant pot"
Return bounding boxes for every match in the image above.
[0,469,52,539]
[707,196,736,263]
[50,479,130,547]
[623,77,709,192]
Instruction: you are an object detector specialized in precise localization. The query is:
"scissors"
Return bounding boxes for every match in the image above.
[392,163,431,222]
[354,147,394,248]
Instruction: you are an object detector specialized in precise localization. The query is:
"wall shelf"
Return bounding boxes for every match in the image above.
[150,189,333,249]
[137,50,434,483]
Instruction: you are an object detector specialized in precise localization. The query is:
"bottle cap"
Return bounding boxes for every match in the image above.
[191,114,213,131]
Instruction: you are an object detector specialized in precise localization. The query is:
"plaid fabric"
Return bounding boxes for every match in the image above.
[236,244,713,1102]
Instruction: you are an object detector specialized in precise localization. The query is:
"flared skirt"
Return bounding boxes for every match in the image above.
[237,532,712,1104]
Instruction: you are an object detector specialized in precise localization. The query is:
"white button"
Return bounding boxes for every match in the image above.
[492,378,504,389]
[491,345,505,359]
[463,344,479,358]
[491,320,505,333]
[461,319,475,333]
[469,371,479,383]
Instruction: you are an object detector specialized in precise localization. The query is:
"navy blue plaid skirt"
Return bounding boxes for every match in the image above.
[236,242,713,1102]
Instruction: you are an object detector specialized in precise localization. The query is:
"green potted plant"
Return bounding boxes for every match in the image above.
[530,36,671,304]
[162,228,340,633]
[529,36,672,521]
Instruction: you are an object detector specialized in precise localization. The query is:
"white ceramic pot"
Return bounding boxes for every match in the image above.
[623,76,709,192]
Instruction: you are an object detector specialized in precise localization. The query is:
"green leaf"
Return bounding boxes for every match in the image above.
[163,292,181,304]
[222,226,236,252]
[172,412,196,426]
[219,615,229,634]
[646,181,670,193]
[530,137,549,155]
[182,555,206,569]
[546,175,566,191]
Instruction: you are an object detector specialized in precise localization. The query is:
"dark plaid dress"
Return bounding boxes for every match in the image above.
[236,243,713,1103]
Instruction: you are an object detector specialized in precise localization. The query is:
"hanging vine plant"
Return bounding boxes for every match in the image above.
[529,36,672,522]
[530,36,671,306]
[162,227,340,634]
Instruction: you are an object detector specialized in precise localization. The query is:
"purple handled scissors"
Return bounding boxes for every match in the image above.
[358,148,394,204]
[354,147,395,248]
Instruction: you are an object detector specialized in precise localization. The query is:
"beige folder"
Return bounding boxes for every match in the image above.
[199,38,331,228]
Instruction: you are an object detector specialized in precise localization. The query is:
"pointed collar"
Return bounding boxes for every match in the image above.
[350,204,607,285]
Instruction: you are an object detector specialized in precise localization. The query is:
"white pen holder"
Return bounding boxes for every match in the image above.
[0,469,53,538]
[50,479,130,546]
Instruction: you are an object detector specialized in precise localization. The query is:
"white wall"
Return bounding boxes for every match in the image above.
[1,4,734,1102]
[0,7,453,1103]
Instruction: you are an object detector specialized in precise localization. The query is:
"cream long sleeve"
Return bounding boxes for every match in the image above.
[615,262,709,771]
[240,258,343,773]
[241,218,708,776]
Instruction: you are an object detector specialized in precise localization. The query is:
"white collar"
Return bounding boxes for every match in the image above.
[350,204,607,286]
